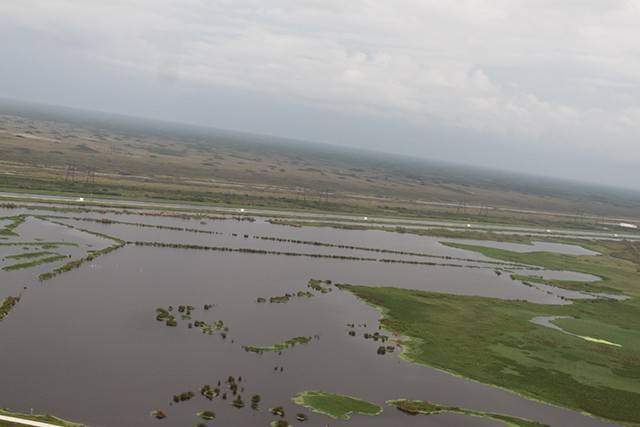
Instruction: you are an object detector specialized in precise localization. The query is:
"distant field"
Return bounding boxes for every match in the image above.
[2,102,640,223]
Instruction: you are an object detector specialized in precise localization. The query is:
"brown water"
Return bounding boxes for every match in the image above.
[0,211,616,427]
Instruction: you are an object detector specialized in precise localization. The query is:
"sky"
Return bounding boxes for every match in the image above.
[1,1,640,189]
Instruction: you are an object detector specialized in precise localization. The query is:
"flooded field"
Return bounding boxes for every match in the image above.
[0,205,620,426]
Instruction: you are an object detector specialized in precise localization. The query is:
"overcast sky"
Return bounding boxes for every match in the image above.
[1,1,639,189]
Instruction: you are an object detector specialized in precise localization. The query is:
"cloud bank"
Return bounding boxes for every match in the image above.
[1,1,640,187]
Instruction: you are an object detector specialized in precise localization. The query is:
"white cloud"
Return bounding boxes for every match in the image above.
[2,0,640,161]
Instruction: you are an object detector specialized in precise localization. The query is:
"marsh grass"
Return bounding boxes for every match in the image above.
[0,215,26,236]
[338,280,640,424]
[387,399,547,427]
[3,254,68,272]
[292,391,382,420]
[0,296,20,321]
[242,336,312,354]
[6,251,57,260]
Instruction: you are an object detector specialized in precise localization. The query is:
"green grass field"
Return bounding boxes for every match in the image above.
[337,239,640,425]
[339,284,640,424]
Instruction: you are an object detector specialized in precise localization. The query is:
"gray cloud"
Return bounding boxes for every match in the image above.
[1,1,639,188]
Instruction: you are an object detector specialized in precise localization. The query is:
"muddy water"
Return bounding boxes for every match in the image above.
[0,247,614,427]
[0,213,617,426]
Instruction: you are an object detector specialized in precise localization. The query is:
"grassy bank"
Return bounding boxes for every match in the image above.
[0,409,84,427]
[337,275,640,425]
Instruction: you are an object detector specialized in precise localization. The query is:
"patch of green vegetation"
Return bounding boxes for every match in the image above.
[387,399,547,427]
[307,279,332,293]
[0,242,77,247]
[243,336,312,354]
[6,251,57,260]
[3,254,68,272]
[0,409,84,426]
[197,410,216,420]
[292,391,382,420]
[0,215,26,236]
[0,296,20,322]
[149,410,166,420]
[38,242,124,281]
[338,281,640,425]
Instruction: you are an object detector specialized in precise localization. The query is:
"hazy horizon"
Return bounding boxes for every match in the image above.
[2,2,639,189]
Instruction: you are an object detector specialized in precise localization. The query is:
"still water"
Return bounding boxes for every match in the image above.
[0,211,615,426]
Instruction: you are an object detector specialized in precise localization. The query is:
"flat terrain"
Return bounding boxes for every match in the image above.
[339,238,640,425]
[1,104,639,426]
[2,102,640,227]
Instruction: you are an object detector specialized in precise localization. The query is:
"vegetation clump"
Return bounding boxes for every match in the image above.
[232,395,245,408]
[387,399,548,427]
[200,384,219,400]
[269,295,291,303]
[197,410,216,420]
[155,308,177,326]
[292,391,383,420]
[6,250,56,259]
[250,394,261,410]
[0,295,21,321]
[150,410,166,420]
[270,406,285,417]
[172,391,195,403]
[0,215,26,236]
[307,279,332,293]
[243,336,313,354]
[3,253,68,272]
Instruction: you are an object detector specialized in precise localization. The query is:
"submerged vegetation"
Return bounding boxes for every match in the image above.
[0,296,20,322]
[292,391,383,420]
[3,254,68,272]
[387,399,547,427]
[155,305,227,337]
[242,336,313,354]
[38,242,124,281]
[6,250,57,259]
[0,215,26,236]
[307,279,332,293]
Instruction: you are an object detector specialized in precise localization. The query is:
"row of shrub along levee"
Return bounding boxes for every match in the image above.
[17,215,538,282]
[36,214,530,268]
